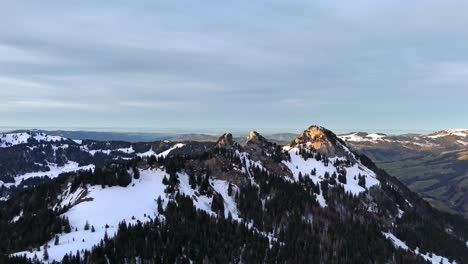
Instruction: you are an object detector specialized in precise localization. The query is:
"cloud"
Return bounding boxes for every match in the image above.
[0,100,96,112]
[0,0,467,131]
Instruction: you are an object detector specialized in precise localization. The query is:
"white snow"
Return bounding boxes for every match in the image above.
[10,210,23,223]
[87,149,111,156]
[397,208,404,218]
[136,148,157,157]
[383,232,455,264]
[367,133,386,140]
[137,143,185,158]
[338,132,387,143]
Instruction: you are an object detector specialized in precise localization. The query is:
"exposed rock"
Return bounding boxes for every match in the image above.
[216,133,235,149]
[288,125,347,157]
[245,131,269,146]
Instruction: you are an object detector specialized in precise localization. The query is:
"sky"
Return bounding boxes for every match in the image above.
[0,0,467,134]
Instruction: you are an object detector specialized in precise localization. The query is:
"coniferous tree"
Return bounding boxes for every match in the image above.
[132,166,140,180]
[358,175,366,188]
[162,175,169,185]
[189,172,196,189]
[64,218,72,233]
[211,193,225,216]
[157,196,164,214]
[43,244,49,261]
[338,173,347,184]
[199,175,210,195]
[228,183,233,196]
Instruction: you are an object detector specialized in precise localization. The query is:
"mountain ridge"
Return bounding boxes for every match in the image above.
[1,125,467,263]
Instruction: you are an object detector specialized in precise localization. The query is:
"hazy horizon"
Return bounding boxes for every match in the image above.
[0,125,450,136]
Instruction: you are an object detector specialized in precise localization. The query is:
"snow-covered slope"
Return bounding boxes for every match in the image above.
[284,126,380,207]
[282,147,379,207]
[137,143,185,158]
[0,132,68,148]
[13,168,240,262]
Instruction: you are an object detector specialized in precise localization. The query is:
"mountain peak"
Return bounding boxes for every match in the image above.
[246,131,268,145]
[288,125,346,156]
[216,132,235,148]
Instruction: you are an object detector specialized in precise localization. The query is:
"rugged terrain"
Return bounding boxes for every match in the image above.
[339,129,468,217]
[0,126,467,263]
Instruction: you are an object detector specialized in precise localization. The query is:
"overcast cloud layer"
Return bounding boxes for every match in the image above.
[0,0,467,133]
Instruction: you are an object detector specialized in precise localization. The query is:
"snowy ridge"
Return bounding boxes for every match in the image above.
[339,132,387,143]
[0,132,68,148]
[339,129,468,147]
[383,232,454,264]
[425,129,467,139]
[338,132,426,146]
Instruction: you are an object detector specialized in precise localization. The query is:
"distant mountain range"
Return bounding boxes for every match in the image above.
[0,126,467,263]
[338,129,468,217]
[2,129,299,145]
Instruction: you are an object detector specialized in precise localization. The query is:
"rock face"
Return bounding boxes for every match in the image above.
[245,131,269,146]
[216,133,235,149]
[288,125,347,157]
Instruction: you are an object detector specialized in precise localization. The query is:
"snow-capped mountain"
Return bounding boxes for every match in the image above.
[1,125,467,263]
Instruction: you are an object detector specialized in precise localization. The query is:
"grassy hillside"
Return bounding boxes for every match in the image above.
[378,149,468,216]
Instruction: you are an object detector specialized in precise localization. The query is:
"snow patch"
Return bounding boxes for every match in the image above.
[383,232,454,264]
[137,143,185,158]
[10,210,23,223]
[339,132,387,143]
